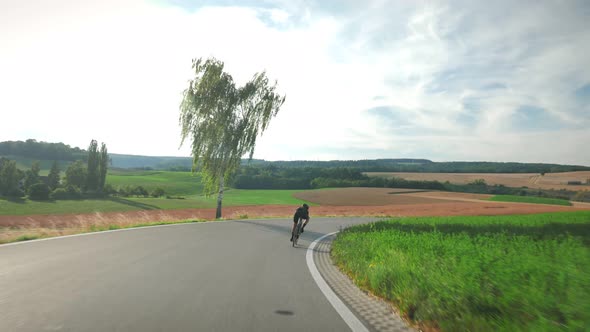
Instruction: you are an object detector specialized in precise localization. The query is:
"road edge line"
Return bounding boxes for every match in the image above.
[0,220,227,248]
[306,232,369,332]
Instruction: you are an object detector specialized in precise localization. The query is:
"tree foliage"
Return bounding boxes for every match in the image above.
[29,183,50,200]
[24,161,41,192]
[0,157,24,196]
[48,161,61,190]
[65,160,87,189]
[98,143,108,191]
[86,140,99,191]
[0,139,85,161]
[83,140,109,192]
[179,57,285,218]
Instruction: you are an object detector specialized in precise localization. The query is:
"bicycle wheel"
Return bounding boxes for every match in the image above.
[293,220,302,247]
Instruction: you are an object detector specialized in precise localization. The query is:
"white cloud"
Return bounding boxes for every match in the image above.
[1,0,589,164]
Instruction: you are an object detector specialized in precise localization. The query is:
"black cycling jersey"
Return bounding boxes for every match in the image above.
[293,206,309,222]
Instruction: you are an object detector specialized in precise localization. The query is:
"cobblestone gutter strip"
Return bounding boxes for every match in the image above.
[313,234,416,332]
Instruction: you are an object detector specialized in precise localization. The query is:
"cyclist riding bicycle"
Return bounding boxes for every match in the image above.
[290,203,310,242]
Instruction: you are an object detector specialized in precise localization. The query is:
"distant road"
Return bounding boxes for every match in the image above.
[0,217,376,332]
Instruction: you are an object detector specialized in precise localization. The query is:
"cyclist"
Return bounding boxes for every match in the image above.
[291,203,310,241]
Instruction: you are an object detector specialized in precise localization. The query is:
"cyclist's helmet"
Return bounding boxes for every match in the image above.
[302,203,309,210]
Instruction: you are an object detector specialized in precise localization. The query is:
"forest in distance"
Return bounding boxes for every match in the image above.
[2,139,589,173]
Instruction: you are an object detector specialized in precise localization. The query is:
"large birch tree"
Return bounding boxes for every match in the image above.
[179,57,285,218]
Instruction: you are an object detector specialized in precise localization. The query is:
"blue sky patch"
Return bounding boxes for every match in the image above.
[366,106,410,126]
[512,105,563,131]
[155,0,273,12]
[481,82,507,90]
[575,83,590,100]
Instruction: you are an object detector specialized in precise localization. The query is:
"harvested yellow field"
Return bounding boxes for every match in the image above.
[365,171,590,190]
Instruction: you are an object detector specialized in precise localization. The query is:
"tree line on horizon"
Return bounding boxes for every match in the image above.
[0,139,86,161]
[2,139,588,174]
[0,140,108,200]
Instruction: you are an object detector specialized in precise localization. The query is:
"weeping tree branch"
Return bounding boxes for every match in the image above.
[179,57,285,218]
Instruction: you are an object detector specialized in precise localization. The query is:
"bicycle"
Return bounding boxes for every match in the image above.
[292,218,304,247]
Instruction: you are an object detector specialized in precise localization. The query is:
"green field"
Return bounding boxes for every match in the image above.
[489,194,572,206]
[331,211,590,331]
[0,189,311,216]
[106,170,204,196]
[0,169,313,215]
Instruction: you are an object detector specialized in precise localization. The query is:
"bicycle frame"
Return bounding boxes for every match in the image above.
[292,218,304,247]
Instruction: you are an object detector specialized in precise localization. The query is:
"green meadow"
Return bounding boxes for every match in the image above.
[489,194,572,206]
[0,189,311,216]
[0,168,310,216]
[332,211,590,331]
[107,170,205,196]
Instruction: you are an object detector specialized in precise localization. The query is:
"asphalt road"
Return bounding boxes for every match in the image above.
[0,217,376,332]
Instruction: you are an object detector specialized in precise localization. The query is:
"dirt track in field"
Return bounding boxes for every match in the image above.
[1,189,587,230]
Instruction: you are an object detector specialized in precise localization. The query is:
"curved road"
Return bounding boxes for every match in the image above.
[0,217,377,332]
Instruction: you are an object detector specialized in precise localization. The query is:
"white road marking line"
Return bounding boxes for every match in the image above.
[306,232,369,332]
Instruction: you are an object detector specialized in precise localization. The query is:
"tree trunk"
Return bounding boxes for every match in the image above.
[216,174,224,219]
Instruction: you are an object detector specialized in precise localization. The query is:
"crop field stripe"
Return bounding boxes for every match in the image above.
[489,194,572,206]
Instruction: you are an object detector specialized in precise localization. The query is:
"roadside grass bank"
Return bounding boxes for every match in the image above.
[1,218,207,245]
[0,189,312,216]
[489,194,572,206]
[331,211,590,332]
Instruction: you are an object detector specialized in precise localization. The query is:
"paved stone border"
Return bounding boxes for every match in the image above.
[313,234,416,332]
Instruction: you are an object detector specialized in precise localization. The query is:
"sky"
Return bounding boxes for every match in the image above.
[1,0,589,165]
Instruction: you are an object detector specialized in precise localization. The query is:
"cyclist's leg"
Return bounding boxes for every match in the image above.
[290,221,297,240]
[302,218,310,231]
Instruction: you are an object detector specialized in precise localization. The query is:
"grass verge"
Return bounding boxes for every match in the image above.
[331,211,590,331]
[1,218,207,245]
[489,194,572,206]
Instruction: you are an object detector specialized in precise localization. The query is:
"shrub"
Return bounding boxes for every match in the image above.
[50,188,69,200]
[51,186,82,199]
[151,187,166,198]
[133,186,149,197]
[28,183,50,200]
[66,185,82,199]
[103,184,117,195]
[118,186,132,197]
[6,188,25,198]
[469,178,487,186]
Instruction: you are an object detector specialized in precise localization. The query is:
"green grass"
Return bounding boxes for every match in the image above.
[0,169,313,215]
[223,189,313,206]
[106,170,204,196]
[0,189,311,215]
[15,234,41,242]
[489,194,572,206]
[331,211,590,331]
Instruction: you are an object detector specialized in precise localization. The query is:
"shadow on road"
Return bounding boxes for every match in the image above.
[233,219,327,249]
[274,310,295,316]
